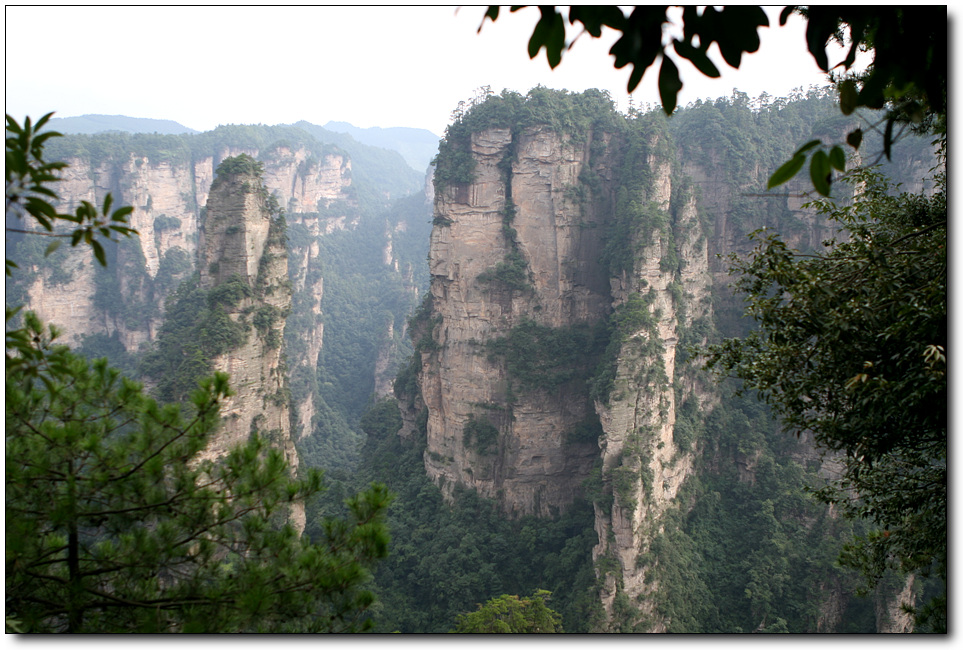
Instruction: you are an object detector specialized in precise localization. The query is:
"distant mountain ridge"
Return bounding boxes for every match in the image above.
[323,121,440,173]
[47,114,199,135]
[44,114,440,175]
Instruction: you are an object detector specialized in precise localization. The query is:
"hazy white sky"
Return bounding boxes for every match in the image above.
[7,4,867,136]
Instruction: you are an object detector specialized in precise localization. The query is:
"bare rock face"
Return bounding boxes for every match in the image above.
[875,575,916,633]
[194,165,302,532]
[21,145,351,357]
[417,117,845,631]
[417,123,713,626]
[24,252,99,347]
[261,147,351,214]
[287,244,325,440]
[420,126,612,518]
[199,175,271,290]
[591,159,711,631]
[197,168,293,459]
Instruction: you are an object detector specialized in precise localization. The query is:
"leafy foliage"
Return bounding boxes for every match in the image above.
[481,6,769,113]
[433,86,622,191]
[5,118,395,633]
[462,414,499,455]
[704,168,946,629]
[301,208,423,471]
[477,248,531,293]
[640,391,877,633]
[215,152,264,177]
[486,319,609,395]
[452,590,562,633]
[589,290,663,405]
[311,398,603,633]
[139,274,252,404]
[5,315,391,632]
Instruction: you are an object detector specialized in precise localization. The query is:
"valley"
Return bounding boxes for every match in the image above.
[5,88,941,633]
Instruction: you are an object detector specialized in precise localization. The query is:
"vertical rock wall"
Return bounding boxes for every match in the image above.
[587,133,720,629]
[421,126,612,517]
[21,146,351,351]
[415,107,878,631]
[194,166,302,531]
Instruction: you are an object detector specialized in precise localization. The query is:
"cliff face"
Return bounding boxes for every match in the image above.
[591,157,711,629]
[21,145,351,352]
[16,143,354,457]
[412,92,890,632]
[194,165,302,531]
[417,117,715,625]
[420,126,612,517]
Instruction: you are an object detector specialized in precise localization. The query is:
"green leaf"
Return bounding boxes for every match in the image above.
[778,6,795,26]
[528,8,566,68]
[793,139,822,157]
[6,114,23,134]
[847,128,863,150]
[768,155,806,189]
[804,10,836,72]
[838,79,859,115]
[673,39,721,78]
[809,150,832,196]
[91,238,107,266]
[111,205,134,222]
[33,112,56,132]
[478,6,499,33]
[828,146,846,172]
[569,5,625,37]
[44,241,62,257]
[658,55,682,114]
[627,64,644,95]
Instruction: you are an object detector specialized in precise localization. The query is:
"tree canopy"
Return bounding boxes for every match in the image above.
[5,316,392,632]
[452,590,563,633]
[705,167,946,630]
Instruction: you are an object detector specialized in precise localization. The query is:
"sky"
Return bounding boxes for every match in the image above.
[5,4,868,137]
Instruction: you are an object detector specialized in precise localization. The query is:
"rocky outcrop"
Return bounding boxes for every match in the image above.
[24,254,99,347]
[261,146,351,214]
[20,144,352,354]
[875,575,916,633]
[287,244,325,440]
[592,169,710,631]
[419,126,612,517]
[413,98,891,632]
[416,122,714,626]
[194,161,302,532]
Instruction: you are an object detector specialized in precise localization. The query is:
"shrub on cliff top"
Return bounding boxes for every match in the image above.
[216,153,264,177]
[433,87,622,191]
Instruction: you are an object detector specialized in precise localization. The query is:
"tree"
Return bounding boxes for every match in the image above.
[452,590,563,633]
[5,119,393,632]
[5,317,392,632]
[480,5,946,195]
[704,167,946,631]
